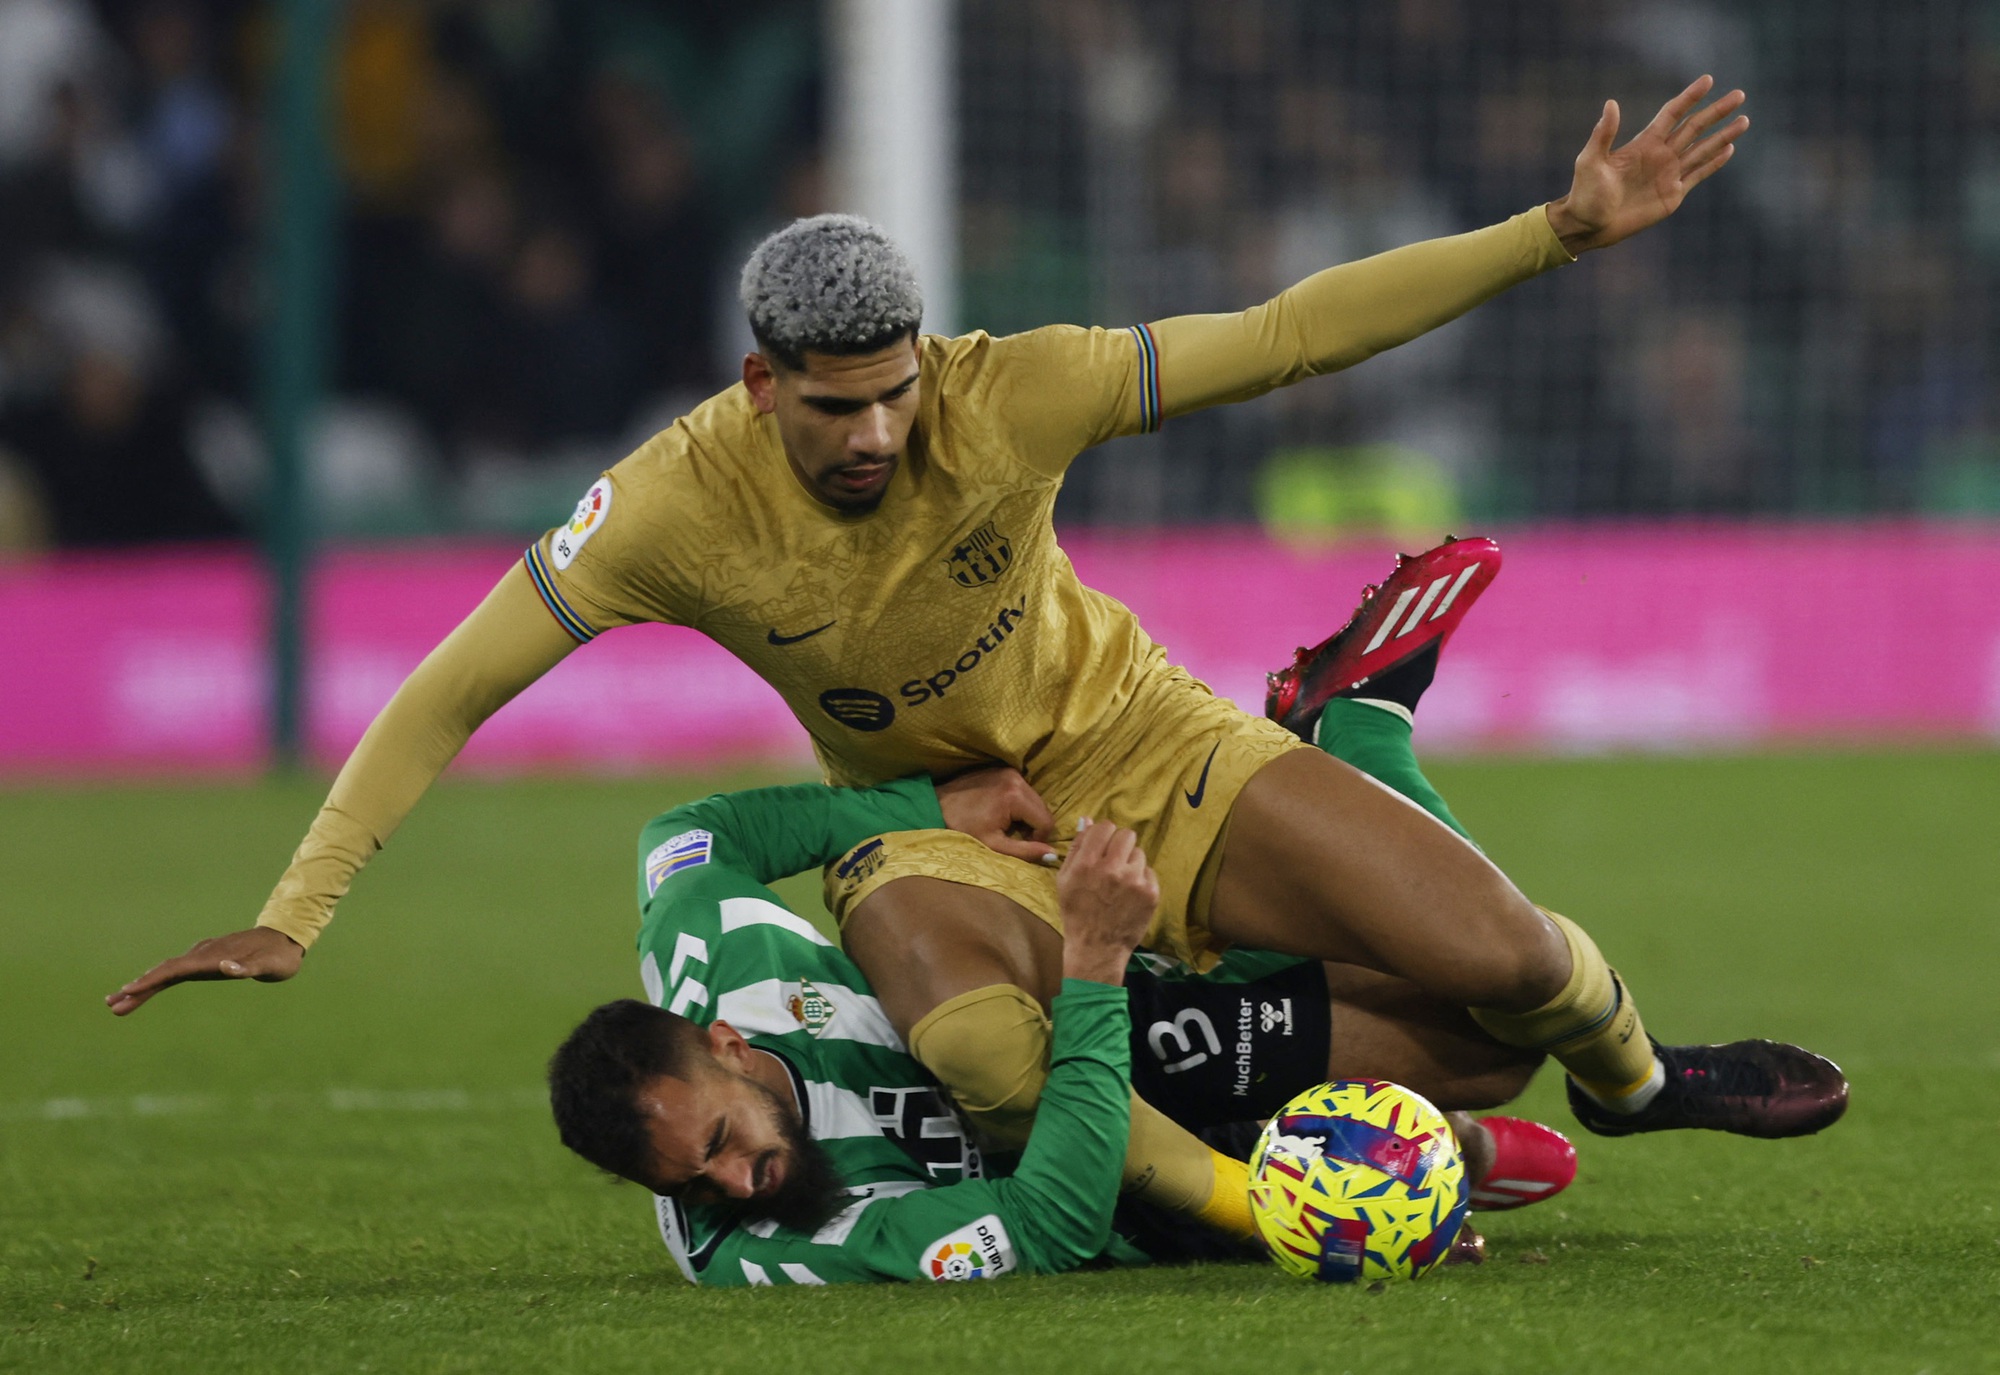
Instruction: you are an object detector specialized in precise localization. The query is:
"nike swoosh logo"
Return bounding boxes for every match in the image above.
[767,620,836,646]
[1183,743,1221,808]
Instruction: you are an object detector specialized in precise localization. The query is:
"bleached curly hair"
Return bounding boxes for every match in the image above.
[739,214,923,370]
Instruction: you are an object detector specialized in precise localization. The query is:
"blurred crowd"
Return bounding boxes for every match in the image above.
[964,0,2000,526]
[4,0,1999,550]
[0,0,820,547]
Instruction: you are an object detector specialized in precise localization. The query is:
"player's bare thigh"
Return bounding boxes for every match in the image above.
[842,876,1064,1039]
[1322,963,1543,1111]
[1207,748,1568,1012]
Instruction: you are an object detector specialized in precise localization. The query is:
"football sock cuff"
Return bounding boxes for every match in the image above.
[1191,1149,1259,1243]
[1315,697,1476,845]
[1346,697,1414,727]
[908,983,1051,1151]
[1470,909,1660,1111]
[1338,641,1440,715]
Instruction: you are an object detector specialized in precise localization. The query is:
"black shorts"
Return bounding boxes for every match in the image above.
[1125,957,1332,1130]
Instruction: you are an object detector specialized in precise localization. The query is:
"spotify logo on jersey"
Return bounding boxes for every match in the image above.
[820,687,896,732]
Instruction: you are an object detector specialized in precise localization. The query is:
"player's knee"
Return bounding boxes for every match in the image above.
[1457,903,1572,1013]
[907,983,1050,1150]
[1439,1051,1545,1112]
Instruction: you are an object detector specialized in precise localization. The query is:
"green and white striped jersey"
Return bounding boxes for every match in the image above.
[633,779,1135,1287]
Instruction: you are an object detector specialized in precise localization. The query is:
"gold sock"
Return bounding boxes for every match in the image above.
[1123,1097,1258,1242]
[1470,909,1660,1104]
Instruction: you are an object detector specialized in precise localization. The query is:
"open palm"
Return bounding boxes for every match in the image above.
[1549,75,1748,255]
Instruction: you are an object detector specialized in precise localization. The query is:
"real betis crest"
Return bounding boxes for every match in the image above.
[943,521,1013,588]
[788,979,837,1037]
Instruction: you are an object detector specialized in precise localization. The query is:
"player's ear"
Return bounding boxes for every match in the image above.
[706,1019,754,1068]
[742,353,778,413]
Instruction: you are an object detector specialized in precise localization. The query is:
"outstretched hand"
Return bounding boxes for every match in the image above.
[935,764,1058,865]
[1546,75,1748,255]
[105,926,303,1016]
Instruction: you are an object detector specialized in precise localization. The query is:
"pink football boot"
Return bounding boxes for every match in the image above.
[1466,1116,1579,1212]
[1266,536,1502,739]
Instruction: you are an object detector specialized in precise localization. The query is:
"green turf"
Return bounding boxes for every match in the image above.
[3,752,1998,1374]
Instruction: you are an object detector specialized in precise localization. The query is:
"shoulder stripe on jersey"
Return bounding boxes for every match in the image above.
[740,1260,772,1286]
[779,1263,826,1286]
[522,541,598,643]
[1127,323,1162,434]
[719,978,904,1050]
[719,897,834,947]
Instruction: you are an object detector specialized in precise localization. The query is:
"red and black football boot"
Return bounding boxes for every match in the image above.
[1465,1117,1579,1212]
[1265,536,1503,741]
[1566,1037,1849,1139]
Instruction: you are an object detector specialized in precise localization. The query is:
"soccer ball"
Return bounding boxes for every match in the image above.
[1248,1079,1469,1283]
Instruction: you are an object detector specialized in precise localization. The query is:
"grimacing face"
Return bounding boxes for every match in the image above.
[634,1021,846,1232]
[743,337,921,513]
[638,1022,797,1203]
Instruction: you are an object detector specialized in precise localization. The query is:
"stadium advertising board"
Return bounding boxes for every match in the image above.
[7,525,2000,773]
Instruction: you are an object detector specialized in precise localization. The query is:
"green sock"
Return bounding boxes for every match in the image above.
[1314,698,1477,848]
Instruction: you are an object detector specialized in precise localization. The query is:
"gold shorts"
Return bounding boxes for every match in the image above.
[823,665,1310,970]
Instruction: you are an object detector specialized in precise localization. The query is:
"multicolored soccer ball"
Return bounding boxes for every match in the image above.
[1248,1079,1469,1283]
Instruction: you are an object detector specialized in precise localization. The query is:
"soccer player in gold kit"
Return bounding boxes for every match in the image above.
[111,78,1843,1241]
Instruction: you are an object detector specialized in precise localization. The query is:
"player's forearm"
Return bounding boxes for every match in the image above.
[255,564,576,948]
[995,980,1132,1273]
[664,778,945,888]
[1150,206,1574,417]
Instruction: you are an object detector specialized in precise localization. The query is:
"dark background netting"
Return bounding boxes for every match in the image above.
[2,0,1994,547]
[962,0,2000,524]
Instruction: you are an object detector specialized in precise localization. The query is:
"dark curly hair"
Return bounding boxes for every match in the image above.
[547,999,708,1185]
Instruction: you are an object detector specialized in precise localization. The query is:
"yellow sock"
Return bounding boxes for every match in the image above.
[1124,1098,1258,1242]
[1470,909,1662,1110]
[1193,1149,1257,1242]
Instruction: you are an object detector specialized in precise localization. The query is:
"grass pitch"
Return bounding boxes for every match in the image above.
[3,750,1998,1374]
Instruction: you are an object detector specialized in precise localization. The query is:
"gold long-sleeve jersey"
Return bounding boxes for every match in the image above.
[255,206,1571,947]
[527,322,1166,787]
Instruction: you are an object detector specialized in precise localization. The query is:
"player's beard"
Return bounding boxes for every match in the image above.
[710,1078,848,1235]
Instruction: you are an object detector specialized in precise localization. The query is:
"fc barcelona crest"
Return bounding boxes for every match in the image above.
[944,522,1013,588]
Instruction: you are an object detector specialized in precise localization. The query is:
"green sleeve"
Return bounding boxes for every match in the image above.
[985,979,1133,1271]
[636,777,943,905]
[686,981,1132,1286]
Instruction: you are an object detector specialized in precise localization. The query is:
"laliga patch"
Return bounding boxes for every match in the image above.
[921,1215,1014,1281]
[645,829,713,896]
[551,477,612,570]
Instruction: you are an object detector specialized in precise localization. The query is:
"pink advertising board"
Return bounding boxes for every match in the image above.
[7,525,2000,776]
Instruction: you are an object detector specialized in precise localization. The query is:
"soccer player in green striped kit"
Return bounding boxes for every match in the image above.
[548,677,1567,1285]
